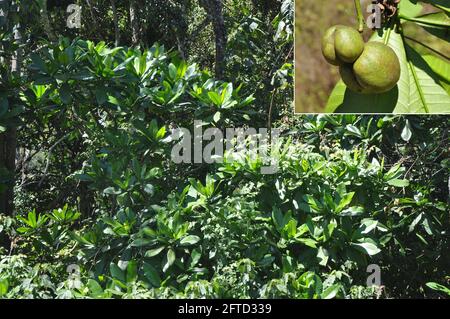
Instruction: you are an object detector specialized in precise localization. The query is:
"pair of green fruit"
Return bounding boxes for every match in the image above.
[322,25,401,94]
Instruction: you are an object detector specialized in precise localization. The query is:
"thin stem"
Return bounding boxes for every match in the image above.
[354,0,365,32]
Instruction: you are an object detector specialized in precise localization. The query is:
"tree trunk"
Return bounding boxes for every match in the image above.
[173,0,189,59]
[79,181,93,217]
[0,130,16,216]
[85,0,98,40]
[40,0,57,42]
[111,0,120,46]
[0,0,18,217]
[200,0,227,80]
[129,0,140,46]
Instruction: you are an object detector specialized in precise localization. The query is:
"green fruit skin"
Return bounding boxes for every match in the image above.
[353,42,401,93]
[321,25,341,66]
[339,64,368,94]
[334,26,364,64]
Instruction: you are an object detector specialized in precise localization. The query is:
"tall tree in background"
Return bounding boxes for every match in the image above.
[200,0,227,80]
[129,0,140,46]
[0,0,20,216]
[39,0,57,42]
[111,0,120,46]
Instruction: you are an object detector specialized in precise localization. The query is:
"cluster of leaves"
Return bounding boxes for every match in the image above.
[2,0,293,215]
[2,113,449,298]
[14,37,255,215]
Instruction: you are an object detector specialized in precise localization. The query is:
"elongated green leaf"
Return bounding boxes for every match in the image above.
[426,282,450,295]
[145,246,165,258]
[109,263,125,283]
[418,0,449,12]
[143,262,161,287]
[208,91,222,106]
[387,179,410,187]
[351,242,381,256]
[87,279,104,297]
[0,278,9,297]
[163,249,176,272]
[335,192,355,213]
[400,12,450,28]
[180,235,201,246]
[126,260,138,283]
[422,55,450,85]
[398,0,423,19]
[402,44,450,113]
[321,284,341,299]
[421,24,450,42]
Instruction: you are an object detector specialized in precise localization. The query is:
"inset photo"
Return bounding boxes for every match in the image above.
[295,0,450,114]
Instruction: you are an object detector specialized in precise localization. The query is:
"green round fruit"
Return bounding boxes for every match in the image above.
[339,64,367,94]
[321,25,364,65]
[353,41,401,93]
[334,26,365,63]
[321,25,341,65]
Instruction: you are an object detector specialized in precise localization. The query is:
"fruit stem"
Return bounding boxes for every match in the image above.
[354,0,364,33]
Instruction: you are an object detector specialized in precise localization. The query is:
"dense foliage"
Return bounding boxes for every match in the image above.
[0,0,449,299]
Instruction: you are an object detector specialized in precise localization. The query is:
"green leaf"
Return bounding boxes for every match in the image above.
[339,206,364,217]
[401,119,412,142]
[295,237,317,248]
[426,282,450,295]
[208,91,222,106]
[190,249,202,268]
[400,11,450,28]
[423,54,450,83]
[351,242,381,256]
[0,97,8,117]
[168,63,177,80]
[143,262,161,287]
[131,238,153,247]
[145,246,166,258]
[59,83,72,105]
[180,235,201,246]
[163,249,176,272]
[317,247,329,266]
[87,279,103,297]
[321,284,340,299]
[103,187,121,195]
[213,111,221,123]
[30,53,48,73]
[402,44,450,113]
[398,0,423,19]
[335,192,355,213]
[126,260,138,283]
[95,88,107,105]
[345,125,362,138]
[109,263,125,283]
[221,83,233,103]
[0,277,9,297]
[272,207,285,231]
[387,179,410,187]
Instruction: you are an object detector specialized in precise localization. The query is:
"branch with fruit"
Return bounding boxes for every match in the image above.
[324,0,449,114]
